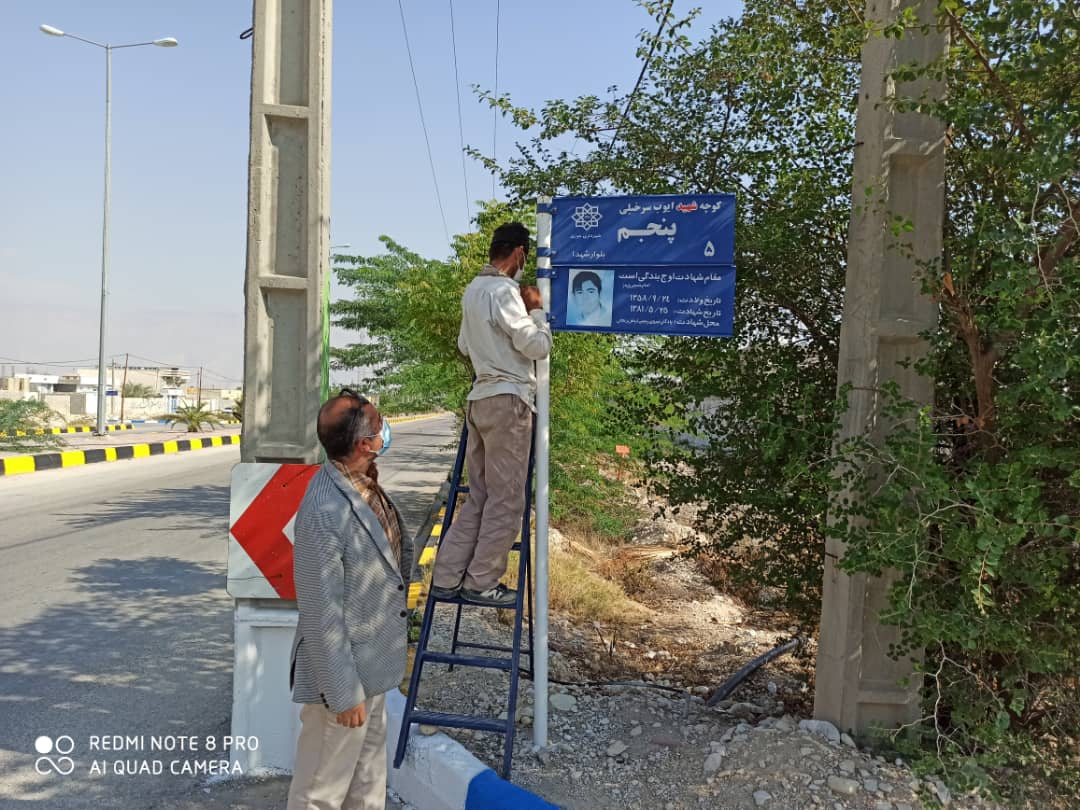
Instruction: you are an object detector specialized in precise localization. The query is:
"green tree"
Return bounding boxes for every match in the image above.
[481,0,862,620]
[0,400,62,452]
[484,0,1078,793]
[829,0,1080,795]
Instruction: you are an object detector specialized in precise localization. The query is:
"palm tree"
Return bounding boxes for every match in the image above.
[122,382,157,398]
[229,394,244,423]
[164,402,221,433]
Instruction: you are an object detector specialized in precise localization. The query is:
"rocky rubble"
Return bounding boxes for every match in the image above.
[443,675,998,810]
[411,606,998,809]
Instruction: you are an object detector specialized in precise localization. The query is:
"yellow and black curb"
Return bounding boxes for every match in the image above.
[0,423,136,439]
[406,488,449,610]
[1,434,241,478]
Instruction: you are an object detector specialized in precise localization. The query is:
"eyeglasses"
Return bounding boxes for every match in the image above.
[337,388,386,442]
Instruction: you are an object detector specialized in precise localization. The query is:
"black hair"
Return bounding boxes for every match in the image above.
[572,271,603,294]
[489,222,530,261]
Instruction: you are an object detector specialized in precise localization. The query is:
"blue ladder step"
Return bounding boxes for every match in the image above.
[454,639,529,656]
[408,710,508,733]
[420,650,514,671]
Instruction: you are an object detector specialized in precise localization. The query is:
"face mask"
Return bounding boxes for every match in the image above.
[511,247,526,282]
[376,419,392,456]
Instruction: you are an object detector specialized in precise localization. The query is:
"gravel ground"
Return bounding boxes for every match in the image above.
[405,605,999,810]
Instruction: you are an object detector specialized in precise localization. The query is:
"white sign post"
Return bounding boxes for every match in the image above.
[532,196,553,749]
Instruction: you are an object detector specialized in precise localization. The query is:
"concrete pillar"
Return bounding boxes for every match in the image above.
[814,0,946,734]
[240,0,332,465]
[230,0,332,772]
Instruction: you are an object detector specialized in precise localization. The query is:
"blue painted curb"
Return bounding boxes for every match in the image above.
[385,690,559,809]
[466,769,559,809]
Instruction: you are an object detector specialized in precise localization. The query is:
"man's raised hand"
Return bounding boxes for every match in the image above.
[519,285,542,312]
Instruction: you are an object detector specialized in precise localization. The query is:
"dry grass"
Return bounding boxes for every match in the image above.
[502,537,650,626]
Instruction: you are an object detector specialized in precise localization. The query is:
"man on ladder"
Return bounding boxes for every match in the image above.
[430,222,552,608]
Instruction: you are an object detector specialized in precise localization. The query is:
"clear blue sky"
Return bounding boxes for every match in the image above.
[0,1,741,385]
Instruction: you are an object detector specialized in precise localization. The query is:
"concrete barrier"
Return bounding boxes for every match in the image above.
[0,423,135,438]
[0,435,241,477]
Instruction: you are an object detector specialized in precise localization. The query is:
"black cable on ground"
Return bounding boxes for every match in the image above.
[706,637,803,707]
[513,636,805,702]
[501,639,807,699]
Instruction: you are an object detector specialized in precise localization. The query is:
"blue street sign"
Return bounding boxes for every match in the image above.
[550,193,735,267]
[549,265,735,337]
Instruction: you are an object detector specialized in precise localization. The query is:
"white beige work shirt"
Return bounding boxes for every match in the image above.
[458,264,552,410]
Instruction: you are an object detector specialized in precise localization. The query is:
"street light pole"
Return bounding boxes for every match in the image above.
[40,24,178,435]
[97,43,112,435]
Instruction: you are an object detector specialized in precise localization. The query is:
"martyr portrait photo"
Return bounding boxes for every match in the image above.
[566,268,614,328]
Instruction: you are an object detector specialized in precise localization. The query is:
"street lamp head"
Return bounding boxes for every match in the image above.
[153,37,179,47]
[40,24,65,37]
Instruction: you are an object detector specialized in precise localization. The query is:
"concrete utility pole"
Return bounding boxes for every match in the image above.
[240,0,332,464]
[815,0,947,733]
[230,0,332,770]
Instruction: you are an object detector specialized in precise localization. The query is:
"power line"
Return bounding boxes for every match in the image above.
[200,368,243,384]
[397,0,451,250]
[448,0,472,224]
[127,353,193,370]
[0,355,98,367]
[605,0,676,158]
[492,0,501,199]
[126,355,242,384]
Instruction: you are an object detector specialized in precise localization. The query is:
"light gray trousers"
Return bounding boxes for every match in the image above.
[286,693,388,810]
[432,394,533,592]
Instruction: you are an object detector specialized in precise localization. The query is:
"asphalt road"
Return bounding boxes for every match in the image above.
[0,414,457,809]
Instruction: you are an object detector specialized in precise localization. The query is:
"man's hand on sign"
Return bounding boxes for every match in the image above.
[520,285,542,312]
[337,702,368,728]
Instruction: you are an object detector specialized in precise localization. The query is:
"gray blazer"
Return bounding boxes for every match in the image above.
[289,461,412,713]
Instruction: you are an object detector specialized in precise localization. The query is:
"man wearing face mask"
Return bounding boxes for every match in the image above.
[287,390,409,810]
[431,221,552,608]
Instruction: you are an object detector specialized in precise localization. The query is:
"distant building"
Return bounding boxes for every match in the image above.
[0,366,214,418]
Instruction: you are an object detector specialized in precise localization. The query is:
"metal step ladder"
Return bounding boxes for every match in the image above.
[394,420,535,779]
